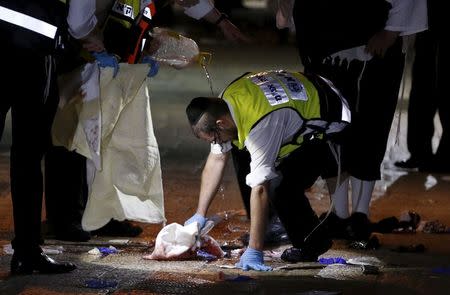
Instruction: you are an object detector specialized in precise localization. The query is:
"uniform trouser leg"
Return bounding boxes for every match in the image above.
[345,41,405,180]
[407,31,437,163]
[231,147,252,218]
[434,39,450,164]
[0,97,11,139]
[271,140,336,248]
[44,146,87,230]
[8,57,59,253]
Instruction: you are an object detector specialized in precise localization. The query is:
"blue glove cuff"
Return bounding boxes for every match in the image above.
[243,247,263,261]
[141,56,160,77]
[91,51,119,77]
[185,213,207,229]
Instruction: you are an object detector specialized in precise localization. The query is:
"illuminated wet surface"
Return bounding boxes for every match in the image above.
[1,7,450,295]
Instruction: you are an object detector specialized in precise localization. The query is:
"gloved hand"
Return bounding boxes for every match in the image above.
[91,51,119,77]
[141,55,160,78]
[184,213,207,230]
[235,247,272,271]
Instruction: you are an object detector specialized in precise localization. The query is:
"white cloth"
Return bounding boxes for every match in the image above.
[81,63,165,230]
[53,63,166,231]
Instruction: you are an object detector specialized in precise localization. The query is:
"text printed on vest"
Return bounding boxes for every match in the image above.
[249,71,308,106]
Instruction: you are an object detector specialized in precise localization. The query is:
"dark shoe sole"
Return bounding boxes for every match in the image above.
[281,239,333,263]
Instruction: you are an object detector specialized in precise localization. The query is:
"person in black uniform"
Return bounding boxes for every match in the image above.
[395,0,449,173]
[0,0,77,274]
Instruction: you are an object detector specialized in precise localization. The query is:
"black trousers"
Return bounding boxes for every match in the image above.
[305,40,405,180]
[2,54,59,253]
[406,30,450,165]
[44,146,87,231]
[232,140,337,248]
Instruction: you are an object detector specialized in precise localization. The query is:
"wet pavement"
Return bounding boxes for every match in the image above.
[1,4,450,295]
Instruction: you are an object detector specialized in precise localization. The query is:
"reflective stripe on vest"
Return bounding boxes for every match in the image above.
[0,5,57,39]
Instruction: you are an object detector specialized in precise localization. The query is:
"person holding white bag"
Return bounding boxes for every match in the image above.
[44,0,251,242]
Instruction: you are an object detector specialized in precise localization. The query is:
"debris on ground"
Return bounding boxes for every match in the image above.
[217,271,254,282]
[84,279,118,289]
[88,245,119,256]
[346,256,384,267]
[316,264,363,280]
[418,220,450,233]
[432,267,450,275]
[317,260,381,280]
[3,244,64,255]
[372,211,421,233]
[318,257,346,265]
[347,236,380,250]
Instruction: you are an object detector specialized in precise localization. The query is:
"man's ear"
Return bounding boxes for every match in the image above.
[215,119,225,130]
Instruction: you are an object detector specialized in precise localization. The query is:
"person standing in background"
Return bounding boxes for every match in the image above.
[0,0,87,274]
[44,0,251,242]
[291,0,428,240]
[395,0,449,173]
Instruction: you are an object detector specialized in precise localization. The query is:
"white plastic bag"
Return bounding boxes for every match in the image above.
[144,222,225,260]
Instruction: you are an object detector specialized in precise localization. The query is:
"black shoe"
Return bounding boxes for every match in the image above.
[346,213,372,241]
[55,224,91,242]
[92,220,143,237]
[372,216,399,233]
[395,158,420,170]
[319,212,349,239]
[264,217,290,246]
[281,238,333,263]
[11,251,76,275]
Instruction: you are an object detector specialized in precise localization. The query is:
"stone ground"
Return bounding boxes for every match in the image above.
[1,3,450,295]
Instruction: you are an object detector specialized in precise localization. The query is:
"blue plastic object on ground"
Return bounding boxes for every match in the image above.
[318,257,346,265]
[97,246,118,255]
[196,249,217,261]
[84,279,118,289]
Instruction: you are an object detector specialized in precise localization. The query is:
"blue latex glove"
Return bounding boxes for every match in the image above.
[141,55,160,77]
[184,213,207,230]
[92,51,119,77]
[236,247,272,271]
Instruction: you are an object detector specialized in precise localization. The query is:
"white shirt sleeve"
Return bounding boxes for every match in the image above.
[67,0,97,39]
[182,0,214,20]
[245,109,303,188]
[385,0,428,36]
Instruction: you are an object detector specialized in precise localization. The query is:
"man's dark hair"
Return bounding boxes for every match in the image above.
[186,97,229,136]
